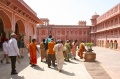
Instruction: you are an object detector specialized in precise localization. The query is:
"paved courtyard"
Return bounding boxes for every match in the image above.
[92,47,120,79]
[0,47,120,79]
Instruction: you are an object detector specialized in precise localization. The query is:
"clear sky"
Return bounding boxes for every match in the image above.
[24,0,120,25]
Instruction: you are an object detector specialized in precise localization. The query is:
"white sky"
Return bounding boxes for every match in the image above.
[24,0,120,25]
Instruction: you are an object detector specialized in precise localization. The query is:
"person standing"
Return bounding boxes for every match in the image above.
[47,38,56,68]
[8,33,20,75]
[40,39,47,62]
[0,38,10,64]
[45,35,52,62]
[28,39,39,66]
[53,40,64,72]
[78,40,86,59]
[17,38,25,58]
[71,40,78,60]
[45,35,52,50]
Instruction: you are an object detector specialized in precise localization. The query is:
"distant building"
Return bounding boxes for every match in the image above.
[37,19,91,44]
[37,3,120,51]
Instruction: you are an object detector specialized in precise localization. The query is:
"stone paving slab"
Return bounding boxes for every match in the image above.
[92,47,120,79]
[0,46,120,79]
[84,62,112,79]
[0,49,93,79]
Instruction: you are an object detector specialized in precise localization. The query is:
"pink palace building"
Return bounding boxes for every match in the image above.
[90,3,120,50]
[36,19,91,44]
[0,0,120,50]
[37,3,120,50]
[0,0,43,48]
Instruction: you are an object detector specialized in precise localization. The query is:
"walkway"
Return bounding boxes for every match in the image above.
[0,46,119,79]
[92,47,120,79]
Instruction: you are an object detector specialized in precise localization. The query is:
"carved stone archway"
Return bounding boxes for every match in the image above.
[106,40,109,48]
[0,10,12,48]
[114,40,118,49]
[0,10,12,32]
[110,40,113,49]
[15,20,25,39]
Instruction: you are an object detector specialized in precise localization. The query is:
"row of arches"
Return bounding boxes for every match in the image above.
[97,40,118,49]
[0,9,35,48]
[106,40,118,49]
[0,17,24,48]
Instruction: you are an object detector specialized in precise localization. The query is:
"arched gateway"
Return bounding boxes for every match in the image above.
[15,20,25,39]
[0,0,43,49]
[0,10,12,48]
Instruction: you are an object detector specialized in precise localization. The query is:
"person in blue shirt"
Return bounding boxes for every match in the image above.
[45,35,52,50]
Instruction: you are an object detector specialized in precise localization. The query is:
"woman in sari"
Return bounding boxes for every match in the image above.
[71,40,77,60]
[64,40,71,62]
[28,39,39,66]
[78,41,86,59]
[40,39,47,62]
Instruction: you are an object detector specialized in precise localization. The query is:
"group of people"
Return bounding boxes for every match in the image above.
[0,33,25,75]
[0,33,86,75]
[37,35,86,72]
[39,35,64,72]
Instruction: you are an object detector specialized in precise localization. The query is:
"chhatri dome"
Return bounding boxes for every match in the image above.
[91,12,99,19]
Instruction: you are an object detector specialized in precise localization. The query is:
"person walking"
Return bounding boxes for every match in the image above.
[28,38,39,66]
[8,33,21,75]
[64,40,71,62]
[71,40,78,60]
[40,39,47,62]
[0,38,10,64]
[47,38,56,68]
[53,40,64,72]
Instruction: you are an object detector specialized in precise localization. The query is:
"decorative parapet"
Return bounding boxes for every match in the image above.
[97,3,120,24]
[78,20,87,26]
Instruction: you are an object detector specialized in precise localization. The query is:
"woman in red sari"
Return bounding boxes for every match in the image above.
[28,39,39,66]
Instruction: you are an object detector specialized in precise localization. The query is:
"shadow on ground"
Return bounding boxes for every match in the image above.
[61,70,75,76]
[8,75,25,79]
[84,61,112,79]
[31,65,45,71]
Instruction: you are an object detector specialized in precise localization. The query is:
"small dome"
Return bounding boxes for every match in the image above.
[94,12,98,15]
[91,12,99,19]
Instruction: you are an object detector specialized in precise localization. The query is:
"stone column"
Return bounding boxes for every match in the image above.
[6,31,9,39]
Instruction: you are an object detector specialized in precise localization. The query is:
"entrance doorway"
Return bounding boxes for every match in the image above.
[15,20,25,40]
[15,23,20,38]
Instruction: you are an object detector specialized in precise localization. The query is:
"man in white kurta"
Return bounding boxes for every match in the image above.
[0,38,10,64]
[8,33,20,75]
[53,40,64,72]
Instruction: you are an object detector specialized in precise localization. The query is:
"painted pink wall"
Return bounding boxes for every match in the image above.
[90,3,120,50]
[0,0,43,46]
[37,24,91,44]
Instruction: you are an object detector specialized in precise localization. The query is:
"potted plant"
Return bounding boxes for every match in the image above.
[84,42,96,62]
[85,42,93,52]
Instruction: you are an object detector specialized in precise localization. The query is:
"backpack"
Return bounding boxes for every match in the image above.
[45,39,48,50]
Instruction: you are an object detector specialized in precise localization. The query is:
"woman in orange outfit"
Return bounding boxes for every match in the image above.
[28,39,39,66]
[78,41,86,59]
